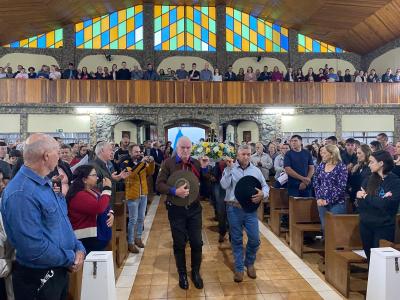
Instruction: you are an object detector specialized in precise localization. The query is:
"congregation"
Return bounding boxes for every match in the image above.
[2,61,400,83]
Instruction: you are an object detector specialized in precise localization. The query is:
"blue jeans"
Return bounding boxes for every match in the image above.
[127,195,147,244]
[227,205,260,272]
[318,202,346,234]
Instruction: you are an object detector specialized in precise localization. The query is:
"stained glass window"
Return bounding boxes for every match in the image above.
[3,29,63,48]
[154,5,216,51]
[75,5,143,49]
[226,7,288,52]
[298,34,343,53]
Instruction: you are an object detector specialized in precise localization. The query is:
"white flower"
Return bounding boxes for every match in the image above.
[196,146,203,154]
[213,146,220,153]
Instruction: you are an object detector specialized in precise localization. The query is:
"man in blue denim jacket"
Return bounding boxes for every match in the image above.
[1,133,85,300]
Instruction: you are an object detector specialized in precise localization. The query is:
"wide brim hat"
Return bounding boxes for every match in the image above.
[234,175,262,212]
[167,170,200,206]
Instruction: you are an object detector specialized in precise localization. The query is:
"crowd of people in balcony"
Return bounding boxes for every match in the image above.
[2,61,400,83]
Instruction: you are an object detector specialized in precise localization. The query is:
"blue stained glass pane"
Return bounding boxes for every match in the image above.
[177,46,185,51]
[194,9,201,24]
[136,13,143,28]
[313,40,320,52]
[201,28,208,43]
[83,20,92,27]
[170,8,177,23]
[37,36,46,48]
[161,27,170,42]
[337,48,343,53]
[258,35,265,49]
[126,31,135,47]
[101,31,109,47]
[110,12,118,28]
[234,33,242,48]
[155,44,162,50]
[226,15,233,31]
[209,46,216,52]
[272,24,280,32]
[10,42,19,48]
[249,16,257,31]
[186,46,193,51]
[281,35,288,51]
[76,31,84,46]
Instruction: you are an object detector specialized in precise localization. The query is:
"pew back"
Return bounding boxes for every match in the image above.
[325,213,362,251]
[289,197,319,224]
[270,188,288,210]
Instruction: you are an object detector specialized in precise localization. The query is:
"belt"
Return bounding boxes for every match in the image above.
[166,199,200,210]
[225,201,242,209]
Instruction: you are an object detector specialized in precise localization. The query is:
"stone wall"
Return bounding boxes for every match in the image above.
[0,4,363,73]
[1,104,399,144]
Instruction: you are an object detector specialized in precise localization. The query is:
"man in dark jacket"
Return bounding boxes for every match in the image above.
[224,65,237,81]
[61,63,78,79]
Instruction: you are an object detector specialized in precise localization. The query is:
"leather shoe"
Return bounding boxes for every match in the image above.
[178,273,189,290]
[191,270,204,289]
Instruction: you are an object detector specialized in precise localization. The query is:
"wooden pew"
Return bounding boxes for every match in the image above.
[289,196,322,258]
[269,188,289,236]
[324,213,366,298]
[114,191,128,268]
[67,269,83,300]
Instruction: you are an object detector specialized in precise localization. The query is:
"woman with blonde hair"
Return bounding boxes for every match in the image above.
[313,145,348,233]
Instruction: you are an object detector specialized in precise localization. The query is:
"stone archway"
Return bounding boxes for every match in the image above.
[163,118,213,143]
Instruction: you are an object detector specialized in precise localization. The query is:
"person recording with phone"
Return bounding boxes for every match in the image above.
[120,144,155,254]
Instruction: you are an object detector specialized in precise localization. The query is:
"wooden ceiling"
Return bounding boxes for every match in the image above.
[2,0,400,54]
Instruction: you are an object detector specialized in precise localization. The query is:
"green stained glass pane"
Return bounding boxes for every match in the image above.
[118,21,126,36]
[177,19,185,33]
[242,25,249,40]
[126,7,134,19]
[209,19,216,33]
[201,7,208,15]
[84,40,92,49]
[170,36,177,50]
[136,40,143,49]
[226,42,233,51]
[28,36,37,42]
[162,5,170,14]
[194,37,201,50]
[265,26,272,40]
[154,17,162,32]
[186,19,194,34]
[298,34,305,47]
[250,43,258,52]
[93,22,101,37]
[110,40,118,49]
[233,9,241,22]
[273,43,280,52]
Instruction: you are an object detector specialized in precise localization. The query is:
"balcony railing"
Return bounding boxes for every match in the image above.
[1,79,400,106]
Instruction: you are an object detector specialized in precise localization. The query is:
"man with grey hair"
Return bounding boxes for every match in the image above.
[200,63,213,81]
[1,133,85,300]
[221,144,269,282]
[250,142,273,181]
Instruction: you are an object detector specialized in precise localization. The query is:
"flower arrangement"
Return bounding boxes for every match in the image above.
[191,142,236,160]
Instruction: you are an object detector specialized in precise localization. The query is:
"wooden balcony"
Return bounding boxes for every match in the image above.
[1,79,400,106]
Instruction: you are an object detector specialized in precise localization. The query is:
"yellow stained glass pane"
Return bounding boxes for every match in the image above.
[177,32,185,47]
[209,7,216,20]
[177,6,184,19]
[170,23,177,37]
[162,13,169,27]
[92,35,100,49]
[242,39,250,51]
[186,6,193,20]
[281,27,288,37]
[118,10,126,23]
[226,29,233,44]
[110,26,118,42]
[162,41,169,50]
[306,37,313,51]
[266,39,273,52]
[273,30,280,44]
[154,5,162,18]
[249,29,257,44]
[226,7,233,17]
[209,32,216,47]
[101,16,109,32]
[119,36,126,49]
[298,45,305,52]
[76,22,84,32]
[202,14,208,29]
[127,18,134,32]
[328,45,335,52]
[84,27,92,42]
[257,21,265,35]
[186,33,193,47]
[321,46,328,53]
[93,17,101,23]
[31,40,38,48]
[136,5,143,14]
[242,12,249,26]
[234,19,241,35]
[194,24,201,38]
[46,32,54,47]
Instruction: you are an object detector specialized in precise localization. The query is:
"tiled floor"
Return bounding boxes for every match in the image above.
[120,199,338,300]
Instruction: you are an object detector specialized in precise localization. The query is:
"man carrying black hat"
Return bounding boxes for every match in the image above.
[220,144,269,282]
[156,136,209,290]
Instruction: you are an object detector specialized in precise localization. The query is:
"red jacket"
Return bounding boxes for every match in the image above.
[68,190,111,239]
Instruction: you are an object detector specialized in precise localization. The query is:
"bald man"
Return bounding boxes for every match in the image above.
[156,136,209,290]
[1,133,85,300]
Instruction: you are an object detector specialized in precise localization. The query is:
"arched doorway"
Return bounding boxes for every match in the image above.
[113,119,157,144]
[164,119,212,146]
[220,119,260,144]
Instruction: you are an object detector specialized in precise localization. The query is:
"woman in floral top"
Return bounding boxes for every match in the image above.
[313,145,348,233]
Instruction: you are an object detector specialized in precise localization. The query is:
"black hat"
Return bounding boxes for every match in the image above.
[234,176,262,213]
[167,170,200,206]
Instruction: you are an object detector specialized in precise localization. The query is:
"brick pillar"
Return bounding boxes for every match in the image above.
[20,113,28,140]
[143,3,155,65]
[215,5,228,71]
[335,114,343,139]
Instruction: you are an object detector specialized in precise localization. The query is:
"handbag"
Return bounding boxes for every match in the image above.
[277,172,288,185]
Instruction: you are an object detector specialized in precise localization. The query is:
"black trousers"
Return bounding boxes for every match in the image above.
[167,201,203,274]
[359,222,395,263]
[12,262,69,300]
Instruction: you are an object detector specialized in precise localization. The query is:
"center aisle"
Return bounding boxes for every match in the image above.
[120,199,329,300]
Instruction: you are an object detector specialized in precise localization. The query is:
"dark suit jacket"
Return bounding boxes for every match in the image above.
[224,72,237,81]
[150,148,164,165]
[61,69,78,79]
